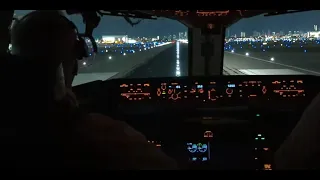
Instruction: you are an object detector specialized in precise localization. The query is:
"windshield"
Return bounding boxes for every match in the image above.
[69,13,186,86]
[224,11,320,76]
[14,10,320,86]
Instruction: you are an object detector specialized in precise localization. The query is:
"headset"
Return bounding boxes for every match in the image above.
[12,11,90,60]
[64,16,90,61]
[11,11,89,105]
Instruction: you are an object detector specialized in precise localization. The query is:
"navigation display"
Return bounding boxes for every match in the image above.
[187,142,210,162]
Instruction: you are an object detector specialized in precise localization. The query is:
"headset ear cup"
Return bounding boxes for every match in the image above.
[75,40,82,60]
[75,37,89,60]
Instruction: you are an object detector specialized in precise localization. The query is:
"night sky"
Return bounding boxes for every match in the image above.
[15,10,320,37]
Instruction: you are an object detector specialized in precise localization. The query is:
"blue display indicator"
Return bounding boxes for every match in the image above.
[227,84,235,88]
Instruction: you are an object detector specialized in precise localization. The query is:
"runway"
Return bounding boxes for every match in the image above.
[74,42,320,86]
[126,42,320,78]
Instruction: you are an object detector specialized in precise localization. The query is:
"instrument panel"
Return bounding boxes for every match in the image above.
[120,83,151,101]
[112,75,319,170]
[117,76,316,108]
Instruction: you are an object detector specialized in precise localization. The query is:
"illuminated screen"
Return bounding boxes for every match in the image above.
[187,142,210,162]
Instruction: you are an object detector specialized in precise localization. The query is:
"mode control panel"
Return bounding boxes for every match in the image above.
[118,76,312,108]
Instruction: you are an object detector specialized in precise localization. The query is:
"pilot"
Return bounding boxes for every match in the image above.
[274,92,320,169]
[10,10,177,170]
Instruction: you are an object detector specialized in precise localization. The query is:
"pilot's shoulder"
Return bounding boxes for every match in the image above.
[287,93,320,142]
[275,92,320,169]
[87,113,130,128]
[299,92,320,124]
[85,113,147,141]
[87,113,118,123]
[80,113,177,169]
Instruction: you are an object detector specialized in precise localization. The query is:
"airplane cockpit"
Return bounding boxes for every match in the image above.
[68,10,319,170]
[2,10,320,170]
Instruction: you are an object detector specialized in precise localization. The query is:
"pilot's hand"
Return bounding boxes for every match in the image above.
[79,113,178,170]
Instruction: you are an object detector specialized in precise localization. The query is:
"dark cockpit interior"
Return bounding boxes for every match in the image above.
[1,10,320,171]
[74,74,319,169]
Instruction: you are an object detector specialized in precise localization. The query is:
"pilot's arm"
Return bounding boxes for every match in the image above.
[79,113,178,170]
[274,93,320,169]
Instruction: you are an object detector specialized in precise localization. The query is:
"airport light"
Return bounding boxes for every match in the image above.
[105,50,108,52]
[245,52,249,56]
[82,62,86,65]
[270,57,274,61]
[109,56,112,60]
[123,53,126,56]
[231,49,234,53]
[176,71,181,76]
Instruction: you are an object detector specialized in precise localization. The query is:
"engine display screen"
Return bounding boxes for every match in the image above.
[187,142,210,162]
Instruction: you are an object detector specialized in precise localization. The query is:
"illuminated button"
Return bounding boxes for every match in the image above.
[202,157,208,161]
[148,140,162,147]
[204,131,213,138]
[254,147,269,151]
[255,134,266,140]
[192,157,197,161]
[263,164,272,170]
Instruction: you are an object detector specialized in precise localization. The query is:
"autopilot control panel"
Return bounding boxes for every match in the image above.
[117,76,315,108]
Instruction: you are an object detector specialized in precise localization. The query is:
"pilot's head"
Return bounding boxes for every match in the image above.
[11,10,78,91]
